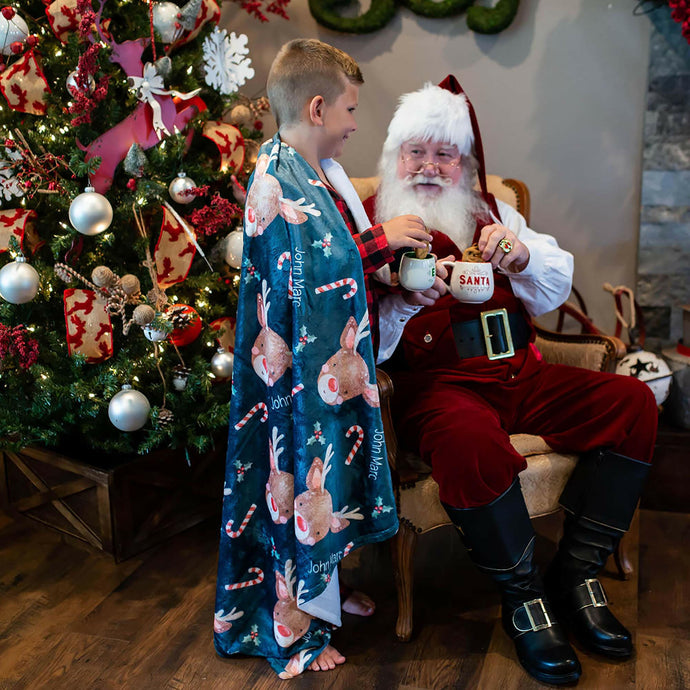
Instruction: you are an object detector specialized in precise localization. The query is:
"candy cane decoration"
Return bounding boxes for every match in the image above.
[234,402,268,430]
[343,541,355,557]
[345,425,364,465]
[291,383,304,396]
[224,567,264,591]
[225,503,257,538]
[315,278,357,300]
[277,251,293,299]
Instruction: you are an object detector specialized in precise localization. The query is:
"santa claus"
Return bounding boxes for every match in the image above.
[369,77,657,685]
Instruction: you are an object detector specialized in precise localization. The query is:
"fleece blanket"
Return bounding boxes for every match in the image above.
[214,135,398,678]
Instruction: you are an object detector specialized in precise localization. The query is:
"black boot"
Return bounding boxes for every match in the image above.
[443,480,581,685]
[546,449,651,658]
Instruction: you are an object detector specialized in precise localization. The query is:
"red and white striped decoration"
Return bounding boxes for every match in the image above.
[314,278,357,300]
[343,541,355,558]
[225,503,257,538]
[291,383,304,396]
[224,567,265,591]
[345,425,364,465]
[234,402,268,430]
[276,251,293,299]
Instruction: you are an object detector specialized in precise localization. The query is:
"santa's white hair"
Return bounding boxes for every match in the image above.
[382,83,474,158]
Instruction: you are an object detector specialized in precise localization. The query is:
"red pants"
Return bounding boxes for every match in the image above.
[389,354,657,509]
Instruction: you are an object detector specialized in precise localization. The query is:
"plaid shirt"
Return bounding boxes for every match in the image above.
[327,185,394,354]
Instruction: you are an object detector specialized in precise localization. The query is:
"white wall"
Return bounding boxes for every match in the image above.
[221,0,651,333]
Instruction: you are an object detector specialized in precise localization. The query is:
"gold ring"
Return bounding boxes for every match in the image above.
[498,238,513,254]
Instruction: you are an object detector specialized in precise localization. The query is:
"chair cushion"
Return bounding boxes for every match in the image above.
[396,433,578,533]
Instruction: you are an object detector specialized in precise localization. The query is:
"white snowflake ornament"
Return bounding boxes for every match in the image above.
[202,27,254,96]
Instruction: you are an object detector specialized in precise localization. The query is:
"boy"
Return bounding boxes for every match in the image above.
[214,39,426,679]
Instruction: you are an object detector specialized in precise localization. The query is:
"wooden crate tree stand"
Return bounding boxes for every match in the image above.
[0,439,226,561]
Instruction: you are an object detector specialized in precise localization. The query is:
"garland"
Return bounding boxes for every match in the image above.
[308,0,520,34]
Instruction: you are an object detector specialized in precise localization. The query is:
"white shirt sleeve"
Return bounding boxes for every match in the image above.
[377,293,422,364]
[495,200,574,317]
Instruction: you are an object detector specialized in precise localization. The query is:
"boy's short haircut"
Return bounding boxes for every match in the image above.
[267,38,363,129]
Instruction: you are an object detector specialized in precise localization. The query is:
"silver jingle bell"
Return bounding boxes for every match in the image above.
[108,384,151,432]
[0,256,40,304]
[69,186,113,236]
[168,172,196,204]
[210,347,234,379]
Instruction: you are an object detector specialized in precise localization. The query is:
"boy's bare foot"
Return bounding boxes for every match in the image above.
[308,645,346,671]
[341,589,376,616]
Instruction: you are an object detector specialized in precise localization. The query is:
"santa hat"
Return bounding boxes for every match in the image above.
[382,81,474,157]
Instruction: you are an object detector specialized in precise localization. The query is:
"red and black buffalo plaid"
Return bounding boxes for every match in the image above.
[326,185,394,355]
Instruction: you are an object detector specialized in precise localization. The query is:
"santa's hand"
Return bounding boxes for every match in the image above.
[477,224,529,273]
[382,215,433,251]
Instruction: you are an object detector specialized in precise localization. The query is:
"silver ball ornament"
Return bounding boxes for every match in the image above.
[152,1,183,43]
[168,172,196,204]
[224,229,243,269]
[69,187,113,236]
[0,11,29,56]
[210,347,234,379]
[108,384,151,432]
[0,256,40,304]
[66,70,95,97]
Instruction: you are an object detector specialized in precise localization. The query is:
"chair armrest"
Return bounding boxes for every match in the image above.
[376,368,398,472]
[533,325,620,373]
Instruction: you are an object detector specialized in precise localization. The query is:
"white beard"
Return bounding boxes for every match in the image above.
[375,153,488,252]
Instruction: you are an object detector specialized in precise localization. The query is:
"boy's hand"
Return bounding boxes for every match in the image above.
[402,254,454,307]
[382,215,432,251]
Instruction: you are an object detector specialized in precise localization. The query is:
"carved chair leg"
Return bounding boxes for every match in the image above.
[391,521,417,642]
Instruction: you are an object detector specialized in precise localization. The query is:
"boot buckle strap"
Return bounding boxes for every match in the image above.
[513,598,553,633]
[576,578,608,610]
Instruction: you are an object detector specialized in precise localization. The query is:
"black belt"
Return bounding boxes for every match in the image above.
[452,309,531,360]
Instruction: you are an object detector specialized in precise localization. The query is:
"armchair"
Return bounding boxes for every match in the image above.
[352,174,630,642]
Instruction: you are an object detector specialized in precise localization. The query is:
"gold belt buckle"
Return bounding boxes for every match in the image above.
[480,308,515,360]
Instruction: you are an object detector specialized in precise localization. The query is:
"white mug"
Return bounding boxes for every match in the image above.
[399,251,436,292]
[441,260,494,303]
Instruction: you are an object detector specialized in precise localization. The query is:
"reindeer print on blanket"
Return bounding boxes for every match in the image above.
[215,135,397,678]
[318,314,380,407]
[252,279,292,386]
[294,444,364,546]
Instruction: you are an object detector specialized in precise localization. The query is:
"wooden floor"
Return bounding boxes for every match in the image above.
[1,507,689,690]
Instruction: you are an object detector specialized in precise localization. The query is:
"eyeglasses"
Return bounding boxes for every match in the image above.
[400,144,462,176]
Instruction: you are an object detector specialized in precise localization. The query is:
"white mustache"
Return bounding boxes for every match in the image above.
[403,173,454,187]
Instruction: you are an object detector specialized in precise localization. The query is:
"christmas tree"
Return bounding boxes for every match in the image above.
[0,0,288,455]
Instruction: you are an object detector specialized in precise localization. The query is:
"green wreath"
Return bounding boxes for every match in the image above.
[308,0,397,33]
[308,0,520,34]
[400,0,474,19]
[467,0,520,34]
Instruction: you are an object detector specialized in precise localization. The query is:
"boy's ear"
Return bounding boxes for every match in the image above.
[308,95,325,126]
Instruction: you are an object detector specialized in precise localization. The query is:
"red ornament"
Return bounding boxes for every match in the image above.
[26,35,39,48]
[9,42,22,54]
[168,304,202,346]
[126,178,137,190]
[1,7,15,20]
[253,120,263,131]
